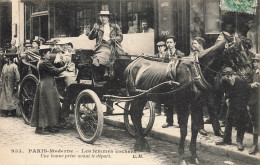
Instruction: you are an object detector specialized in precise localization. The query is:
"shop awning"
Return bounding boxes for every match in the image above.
[220,0,258,15]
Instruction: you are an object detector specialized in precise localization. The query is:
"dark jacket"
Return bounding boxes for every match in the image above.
[88,23,123,52]
[248,70,260,106]
[163,49,184,63]
[220,76,250,104]
[30,58,65,128]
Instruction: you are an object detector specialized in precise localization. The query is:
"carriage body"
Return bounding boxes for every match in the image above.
[19,47,154,144]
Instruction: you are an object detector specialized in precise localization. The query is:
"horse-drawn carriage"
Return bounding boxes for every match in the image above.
[18,48,156,143]
[17,32,253,164]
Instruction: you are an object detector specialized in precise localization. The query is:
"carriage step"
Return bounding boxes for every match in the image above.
[94,81,107,87]
[103,112,128,116]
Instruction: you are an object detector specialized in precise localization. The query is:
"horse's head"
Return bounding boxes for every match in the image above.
[223,33,253,81]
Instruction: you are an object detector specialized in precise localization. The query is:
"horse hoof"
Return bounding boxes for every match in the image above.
[134,140,150,152]
[190,156,200,164]
[134,143,141,151]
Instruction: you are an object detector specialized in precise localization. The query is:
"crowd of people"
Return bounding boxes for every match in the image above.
[0,10,259,155]
[152,23,259,154]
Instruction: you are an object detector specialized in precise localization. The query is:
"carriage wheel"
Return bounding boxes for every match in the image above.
[19,74,38,125]
[74,89,103,143]
[124,101,155,137]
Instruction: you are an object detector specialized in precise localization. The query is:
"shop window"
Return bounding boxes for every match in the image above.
[25,5,32,40]
[55,5,71,37]
[32,2,48,13]
[205,0,221,34]
[76,8,92,36]
[124,0,154,34]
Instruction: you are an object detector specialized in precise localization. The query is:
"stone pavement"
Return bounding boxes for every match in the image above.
[104,106,260,165]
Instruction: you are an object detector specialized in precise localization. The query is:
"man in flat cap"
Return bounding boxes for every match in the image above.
[152,41,167,116]
[248,54,260,154]
[155,41,166,60]
[216,67,251,151]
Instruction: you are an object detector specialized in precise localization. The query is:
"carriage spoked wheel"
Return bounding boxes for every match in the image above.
[74,89,103,143]
[19,74,38,124]
[124,101,155,137]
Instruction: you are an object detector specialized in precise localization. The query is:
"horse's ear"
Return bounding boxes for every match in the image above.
[222,31,232,43]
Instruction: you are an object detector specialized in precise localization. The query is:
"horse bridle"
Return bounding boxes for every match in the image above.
[223,39,253,81]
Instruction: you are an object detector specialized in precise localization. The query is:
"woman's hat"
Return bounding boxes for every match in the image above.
[24,40,32,47]
[4,53,18,58]
[39,45,51,56]
[98,11,112,16]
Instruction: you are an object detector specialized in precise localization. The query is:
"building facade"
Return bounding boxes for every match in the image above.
[12,0,259,55]
[0,0,12,48]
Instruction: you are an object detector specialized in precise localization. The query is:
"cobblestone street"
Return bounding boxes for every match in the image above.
[0,115,257,165]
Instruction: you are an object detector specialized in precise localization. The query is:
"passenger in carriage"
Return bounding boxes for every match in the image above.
[162,36,184,128]
[55,42,76,85]
[190,37,224,137]
[30,46,68,135]
[88,10,124,79]
[53,42,77,121]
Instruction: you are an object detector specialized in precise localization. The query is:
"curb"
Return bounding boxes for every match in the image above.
[104,118,260,165]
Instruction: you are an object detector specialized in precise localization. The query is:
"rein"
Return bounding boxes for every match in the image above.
[195,60,251,81]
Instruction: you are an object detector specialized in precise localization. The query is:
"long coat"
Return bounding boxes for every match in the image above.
[30,58,65,128]
[0,63,20,110]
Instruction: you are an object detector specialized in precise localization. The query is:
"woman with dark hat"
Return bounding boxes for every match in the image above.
[30,46,68,134]
[0,53,20,117]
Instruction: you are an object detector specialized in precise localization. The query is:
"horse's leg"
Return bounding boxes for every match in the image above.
[190,102,201,164]
[130,99,150,151]
[176,104,190,161]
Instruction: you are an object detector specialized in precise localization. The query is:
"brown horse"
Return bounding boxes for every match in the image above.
[124,32,245,164]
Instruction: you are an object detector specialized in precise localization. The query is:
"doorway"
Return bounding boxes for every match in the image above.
[32,15,48,41]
